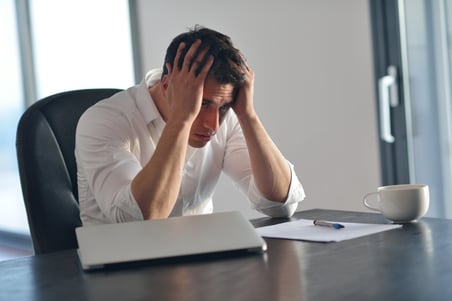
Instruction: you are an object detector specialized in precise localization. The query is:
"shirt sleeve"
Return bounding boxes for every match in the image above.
[222,113,306,218]
[76,104,144,223]
[248,162,305,217]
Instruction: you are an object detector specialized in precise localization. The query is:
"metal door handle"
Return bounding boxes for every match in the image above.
[378,66,398,143]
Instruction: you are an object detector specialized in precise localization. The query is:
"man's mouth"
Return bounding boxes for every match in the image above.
[195,133,213,142]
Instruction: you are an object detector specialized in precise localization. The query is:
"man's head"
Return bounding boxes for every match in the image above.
[162,25,246,90]
[161,26,248,148]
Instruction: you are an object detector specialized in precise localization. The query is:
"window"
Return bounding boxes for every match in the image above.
[403,0,452,217]
[0,0,135,235]
[371,0,452,218]
[0,0,27,233]
[30,0,135,98]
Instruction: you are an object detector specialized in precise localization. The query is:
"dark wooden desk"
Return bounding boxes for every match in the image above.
[1,209,452,300]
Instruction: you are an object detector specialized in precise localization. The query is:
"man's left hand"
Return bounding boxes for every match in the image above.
[232,60,256,119]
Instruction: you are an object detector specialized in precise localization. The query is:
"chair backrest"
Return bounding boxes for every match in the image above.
[16,89,122,254]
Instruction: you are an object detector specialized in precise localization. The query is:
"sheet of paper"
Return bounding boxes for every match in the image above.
[256,219,402,242]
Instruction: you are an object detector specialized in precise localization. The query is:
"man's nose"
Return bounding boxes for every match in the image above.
[203,108,219,133]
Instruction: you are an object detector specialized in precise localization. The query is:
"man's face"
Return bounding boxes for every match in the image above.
[189,76,235,148]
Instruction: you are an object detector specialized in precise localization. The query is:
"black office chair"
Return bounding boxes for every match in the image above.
[16,88,122,254]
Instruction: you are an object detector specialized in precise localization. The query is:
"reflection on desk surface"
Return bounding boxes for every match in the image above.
[0,209,452,301]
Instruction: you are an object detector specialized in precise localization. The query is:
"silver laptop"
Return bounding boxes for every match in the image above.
[75,211,267,270]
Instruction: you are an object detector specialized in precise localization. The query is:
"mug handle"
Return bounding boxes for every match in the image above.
[363,191,380,211]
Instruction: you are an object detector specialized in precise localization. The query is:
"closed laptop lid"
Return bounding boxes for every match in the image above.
[76,211,267,270]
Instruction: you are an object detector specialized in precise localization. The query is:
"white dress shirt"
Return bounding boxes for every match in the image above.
[75,69,305,225]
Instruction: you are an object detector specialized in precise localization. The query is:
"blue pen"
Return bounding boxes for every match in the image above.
[313,219,345,229]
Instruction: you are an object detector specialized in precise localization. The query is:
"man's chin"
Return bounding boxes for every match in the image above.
[188,140,208,148]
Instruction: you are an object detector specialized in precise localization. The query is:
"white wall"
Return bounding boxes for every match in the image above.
[136,0,380,219]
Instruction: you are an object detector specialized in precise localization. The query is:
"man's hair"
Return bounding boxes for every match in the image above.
[162,25,246,88]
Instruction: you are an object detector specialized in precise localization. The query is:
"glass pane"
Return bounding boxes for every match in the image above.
[0,0,29,233]
[30,0,135,98]
[403,0,452,218]
[0,0,135,235]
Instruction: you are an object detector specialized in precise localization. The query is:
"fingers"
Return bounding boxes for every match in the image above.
[182,39,202,72]
[197,54,214,79]
[238,52,250,71]
[192,46,212,76]
[165,63,172,75]
[173,42,186,72]
[171,39,212,77]
[227,56,253,84]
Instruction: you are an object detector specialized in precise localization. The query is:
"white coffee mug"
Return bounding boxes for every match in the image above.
[362,184,429,223]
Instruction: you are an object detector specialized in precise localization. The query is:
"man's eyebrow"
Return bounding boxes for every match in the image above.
[202,99,234,106]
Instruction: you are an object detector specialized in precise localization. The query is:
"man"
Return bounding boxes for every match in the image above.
[75,26,305,225]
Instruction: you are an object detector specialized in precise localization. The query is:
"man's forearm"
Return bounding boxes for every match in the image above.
[131,121,191,219]
[237,113,291,203]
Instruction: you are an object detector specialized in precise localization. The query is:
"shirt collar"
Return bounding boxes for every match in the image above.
[135,68,163,125]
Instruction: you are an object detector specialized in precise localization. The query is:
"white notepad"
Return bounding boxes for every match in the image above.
[76,211,267,270]
[256,219,402,242]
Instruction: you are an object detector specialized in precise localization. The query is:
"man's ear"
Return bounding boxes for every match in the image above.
[161,75,169,93]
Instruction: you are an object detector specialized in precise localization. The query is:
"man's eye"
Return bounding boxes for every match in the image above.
[220,105,230,113]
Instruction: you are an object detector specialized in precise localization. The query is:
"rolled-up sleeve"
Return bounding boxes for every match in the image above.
[247,162,305,217]
[222,113,306,218]
[76,102,144,224]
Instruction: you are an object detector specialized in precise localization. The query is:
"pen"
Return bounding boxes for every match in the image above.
[313,220,345,229]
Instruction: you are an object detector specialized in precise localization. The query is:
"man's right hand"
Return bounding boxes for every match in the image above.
[164,39,214,125]
[131,40,213,219]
